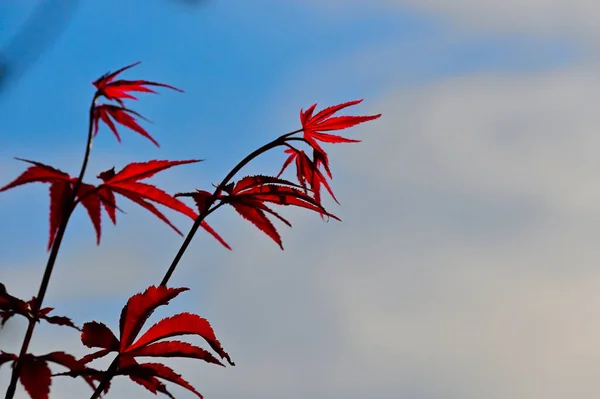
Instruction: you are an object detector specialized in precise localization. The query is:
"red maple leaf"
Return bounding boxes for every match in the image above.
[93,104,160,147]
[93,61,183,106]
[300,99,381,153]
[277,147,338,206]
[89,160,230,249]
[0,351,100,399]
[0,159,229,249]
[91,159,202,237]
[177,175,340,249]
[119,358,201,399]
[299,99,381,173]
[74,285,232,399]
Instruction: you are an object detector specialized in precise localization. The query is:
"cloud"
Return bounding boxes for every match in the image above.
[310,0,600,42]
[400,0,600,38]
[195,63,600,399]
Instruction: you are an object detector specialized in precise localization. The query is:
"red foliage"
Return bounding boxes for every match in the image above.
[0,282,79,330]
[277,147,338,206]
[72,285,232,398]
[300,99,381,155]
[90,62,183,147]
[292,99,381,191]
[93,104,159,147]
[0,159,229,249]
[0,351,100,399]
[0,60,382,399]
[92,61,183,106]
[273,100,380,214]
[177,175,339,249]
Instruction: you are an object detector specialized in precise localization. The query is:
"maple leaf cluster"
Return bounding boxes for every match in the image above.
[0,62,381,399]
[92,61,183,147]
[1,285,230,399]
[0,158,228,250]
[176,175,341,249]
[0,351,102,399]
[282,99,381,206]
[175,99,381,249]
[0,63,228,251]
[1,64,234,398]
[68,285,233,398]
[0,283,96,399]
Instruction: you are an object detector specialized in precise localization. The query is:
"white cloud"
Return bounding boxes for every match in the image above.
[396,0,600,38]
[195,63,600,399]
[310,0,600,42]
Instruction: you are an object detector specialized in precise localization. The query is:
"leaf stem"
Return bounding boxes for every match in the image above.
[159,128,302,286]
[86,128,303,399]
[4,94,99,399]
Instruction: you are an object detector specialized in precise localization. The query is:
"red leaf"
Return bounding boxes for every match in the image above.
[74,183,125,245]
[69,159,213,245]
[126,340,223,366]
[41,352,99,391]
[39,313,80,331]
[128,312,234,366]
[232,202,283,249]
[179,175,338,249]
[81,321,119,350]
[277,148,338,205]
[313,148,332,178]
[245,199,293,228]
[179,189,212,213]
[231,176,340,219]
[129,374,175,399]
[300,99,381,150]
[93,62,183,106]
[78,285,233,397]
[93,105,159,147]
[97,160,202,236]
[77,183,102,244]
[0,159,69,191]
[100,160,201,184]
[119,362,203,399]
[114,182,196,220]
[0,352,96,399]
[20,355,51,399]
[93,62,141,90]
[276,148,298,181]
[231,175,306,194]
[48,180,72,250]
[98,186,118,223]
[79,349,112,365]
[119,286,189,350]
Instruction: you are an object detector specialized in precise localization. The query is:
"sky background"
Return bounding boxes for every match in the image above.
[2,0,600,398]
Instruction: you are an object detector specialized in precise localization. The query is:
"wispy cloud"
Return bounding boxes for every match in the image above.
[309,0,600,41]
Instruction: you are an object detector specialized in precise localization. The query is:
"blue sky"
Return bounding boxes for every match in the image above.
[0,0,575,262]
[2,1,600,399]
